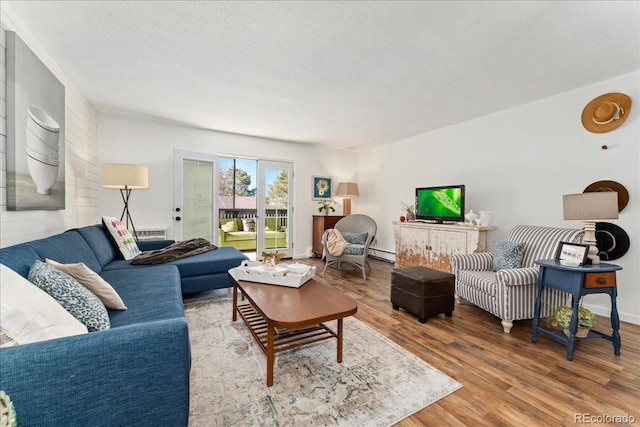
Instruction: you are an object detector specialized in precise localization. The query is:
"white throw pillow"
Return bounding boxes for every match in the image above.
[45,258,127,310]
[0,264,88,347]
[102,216,141,260]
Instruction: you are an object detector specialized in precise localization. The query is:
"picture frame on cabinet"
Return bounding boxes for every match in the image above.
[312,176,332,200]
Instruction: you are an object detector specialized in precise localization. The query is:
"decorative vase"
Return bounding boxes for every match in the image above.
[464,210,478,224]
[479,211,492,226]
[263,257,276,269]
[406,211,416,221]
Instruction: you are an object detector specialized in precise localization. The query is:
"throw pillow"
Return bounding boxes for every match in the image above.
[342,232,369,245]
[493,241,526,271]
[28,261,110,332]
[242,218,257,233]
[1,264,87,347]
[221,221,237,232]
[45,258,127,310]
[102,216,141,260]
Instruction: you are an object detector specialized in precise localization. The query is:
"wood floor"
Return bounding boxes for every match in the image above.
[304,257,640,426]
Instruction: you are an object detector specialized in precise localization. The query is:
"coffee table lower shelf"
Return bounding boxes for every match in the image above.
[236,302,338,359]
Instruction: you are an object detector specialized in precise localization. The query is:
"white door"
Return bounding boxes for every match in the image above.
[257,160,293,259]
[173,149,218,242]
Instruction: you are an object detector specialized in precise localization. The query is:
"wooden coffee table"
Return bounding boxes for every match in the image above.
[230,275,358,387]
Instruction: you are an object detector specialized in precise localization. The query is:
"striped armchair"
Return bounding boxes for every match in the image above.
[450,225,583,333]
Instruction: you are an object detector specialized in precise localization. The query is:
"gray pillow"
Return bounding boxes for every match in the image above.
[492,241,526,271]
[342,232,368,245]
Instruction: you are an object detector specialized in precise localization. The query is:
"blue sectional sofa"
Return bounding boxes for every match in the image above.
[0,224,248,426]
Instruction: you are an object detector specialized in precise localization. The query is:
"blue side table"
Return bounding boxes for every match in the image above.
[532,259,622,361]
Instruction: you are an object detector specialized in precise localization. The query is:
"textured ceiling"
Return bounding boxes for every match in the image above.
[4,1,639,149]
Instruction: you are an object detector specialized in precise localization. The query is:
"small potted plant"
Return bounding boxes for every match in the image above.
[401,202,416,221]
[317,200,336,216]
[261,250,286,269]
[550,304,596,338]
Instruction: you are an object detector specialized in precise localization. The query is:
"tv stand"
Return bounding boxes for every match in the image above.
[393,221,498,273]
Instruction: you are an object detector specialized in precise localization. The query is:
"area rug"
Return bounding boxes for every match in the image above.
[185,297,462,426]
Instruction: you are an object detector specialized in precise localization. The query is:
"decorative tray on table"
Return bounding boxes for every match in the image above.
[229,260,316,288]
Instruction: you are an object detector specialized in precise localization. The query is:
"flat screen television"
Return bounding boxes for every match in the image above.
[415,185,465,223]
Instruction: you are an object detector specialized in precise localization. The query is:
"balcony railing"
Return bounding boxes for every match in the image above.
[219,209,288,228]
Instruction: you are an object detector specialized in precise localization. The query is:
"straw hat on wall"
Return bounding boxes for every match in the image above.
[581,92,632,133]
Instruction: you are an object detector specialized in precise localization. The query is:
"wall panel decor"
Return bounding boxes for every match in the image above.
[6,30,65,210]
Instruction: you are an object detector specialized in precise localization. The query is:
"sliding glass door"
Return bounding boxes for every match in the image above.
[174,151,293,258]
[257,160,293,258]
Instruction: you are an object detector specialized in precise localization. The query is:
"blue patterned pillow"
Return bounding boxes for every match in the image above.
[342,232,368,245]
[493,241,526,271]
[28,261,110,332]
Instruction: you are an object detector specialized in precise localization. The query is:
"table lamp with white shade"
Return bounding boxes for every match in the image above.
[563,192,618,264]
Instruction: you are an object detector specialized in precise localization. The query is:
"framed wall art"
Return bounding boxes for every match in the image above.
[312,176,332,200]
[6,31,66,210]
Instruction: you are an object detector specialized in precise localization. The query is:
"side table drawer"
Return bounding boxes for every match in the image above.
[584,272,616,289]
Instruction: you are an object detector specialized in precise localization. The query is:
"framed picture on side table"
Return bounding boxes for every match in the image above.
[312,176,332,200]
[554,241,589,266]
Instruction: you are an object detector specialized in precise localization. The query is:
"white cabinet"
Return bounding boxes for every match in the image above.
[393,222,497,272]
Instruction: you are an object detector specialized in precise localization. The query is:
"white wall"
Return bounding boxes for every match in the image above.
[97,113,359,258]
[357,71,639,324]
[0,7,99,247]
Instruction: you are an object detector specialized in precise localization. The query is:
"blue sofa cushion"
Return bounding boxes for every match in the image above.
[0,244,40,278]
[73,225,118,269]
[100,265,185,328]
[28,261,110,332]
[29,231,103,273]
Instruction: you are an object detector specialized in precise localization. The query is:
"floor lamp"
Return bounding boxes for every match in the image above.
[563,192,618,264]
[102,163,149,240]
[336,182,359,215]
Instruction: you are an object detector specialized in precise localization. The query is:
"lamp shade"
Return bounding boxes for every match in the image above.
[336,182,359,197]
[563,192,618,221]
[101,164,149,189]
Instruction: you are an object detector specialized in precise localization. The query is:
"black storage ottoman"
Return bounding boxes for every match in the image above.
[390,266,455,323]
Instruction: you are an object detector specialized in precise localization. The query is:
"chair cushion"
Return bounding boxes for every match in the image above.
[342,232,368,245]
[344,244,365,255]
[493,241,526,271]
[457,270,498,296]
